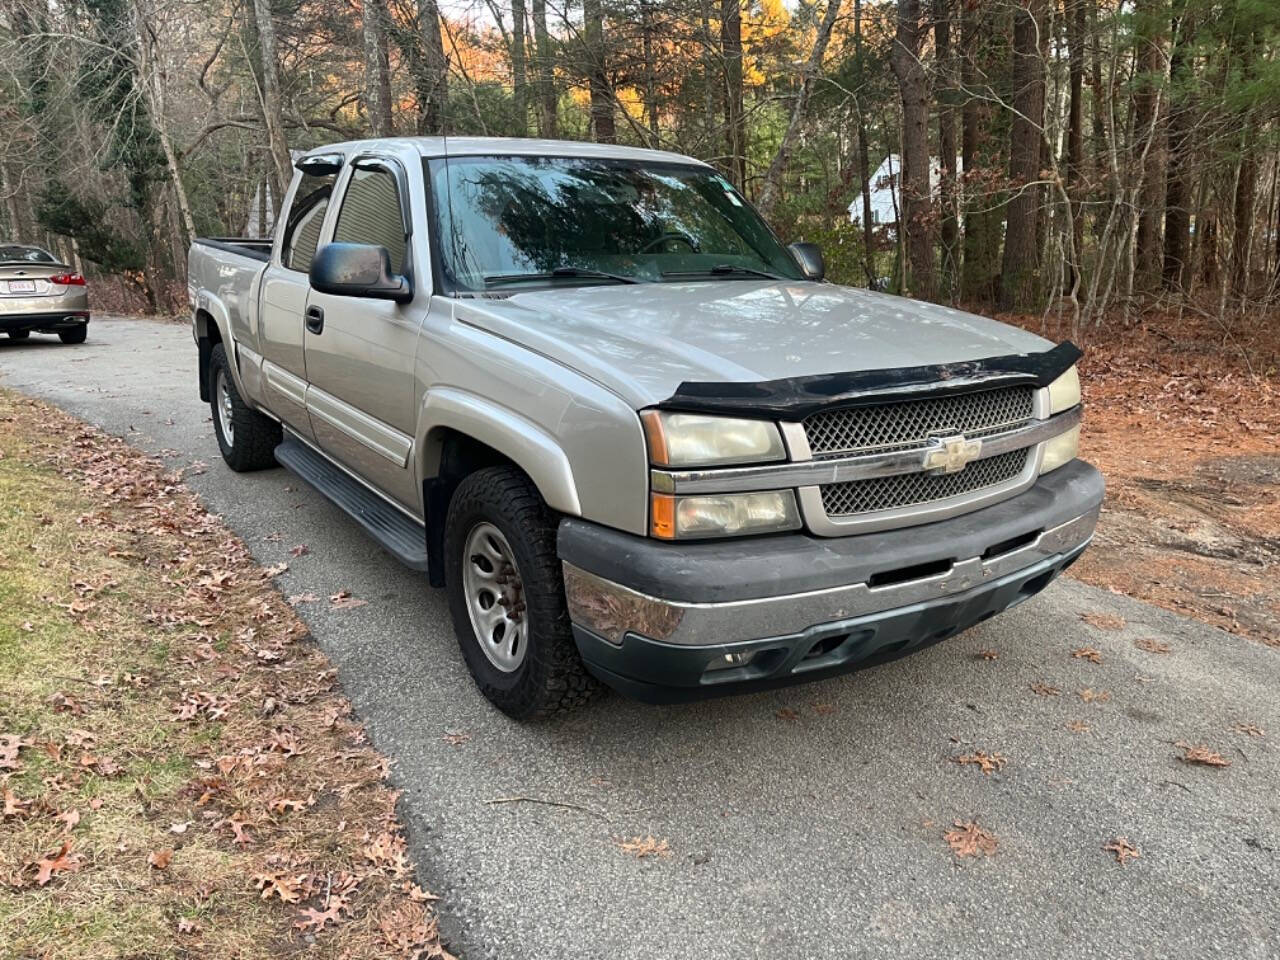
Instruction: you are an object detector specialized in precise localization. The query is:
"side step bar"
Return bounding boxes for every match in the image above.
[274,437,429,571]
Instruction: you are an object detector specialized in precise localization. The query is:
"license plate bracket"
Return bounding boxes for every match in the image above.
[8,280,36,293]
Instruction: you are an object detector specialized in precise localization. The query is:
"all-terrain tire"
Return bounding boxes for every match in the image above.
[444,466,601,719]
[209,342,281,471]
[7,330,30,341]
[58,325,87,344]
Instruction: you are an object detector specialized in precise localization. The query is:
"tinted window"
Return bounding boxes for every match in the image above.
[0,245,57,264]
[427,155,803,291]
[332,168,406,275]
[282,172,335,273]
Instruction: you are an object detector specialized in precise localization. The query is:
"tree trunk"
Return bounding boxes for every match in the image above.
[1132,0,1164,290]
[1162,6,1193,289]
[890,0,936,301]
[721,0,746,189]
[363,0,394,136]
[854,0,875,285]
[757,0,843,219]
[511,0,527,133]
[960,1,1002,303]
[532,0,556,137]
[416,0,449,134]
[250,0,293,209]
[583,0,615,143]
[640,0,659,138]
[998,0,1046,312]
[933,0,958,298]
[1065,0,1085,293]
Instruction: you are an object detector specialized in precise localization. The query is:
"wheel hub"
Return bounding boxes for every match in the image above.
[462,522,528,672]
[216,369,235,445]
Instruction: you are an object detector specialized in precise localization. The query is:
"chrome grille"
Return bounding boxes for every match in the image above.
[819,449,1030,517]
[803,386,1035,459]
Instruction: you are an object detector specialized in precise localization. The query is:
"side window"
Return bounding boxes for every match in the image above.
[332,167,406,275]
[282,172,336,273]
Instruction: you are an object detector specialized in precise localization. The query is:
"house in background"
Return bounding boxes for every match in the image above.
[847,154,964,232]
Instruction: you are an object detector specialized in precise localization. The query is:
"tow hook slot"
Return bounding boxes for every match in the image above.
[868,558,953,589]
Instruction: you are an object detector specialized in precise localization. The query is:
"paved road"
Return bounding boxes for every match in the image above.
[3,317,1278,959]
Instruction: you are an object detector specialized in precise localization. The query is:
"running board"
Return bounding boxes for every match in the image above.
[274,437,429,571]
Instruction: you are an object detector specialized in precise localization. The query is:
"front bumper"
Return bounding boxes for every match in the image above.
[559,459,1104,702]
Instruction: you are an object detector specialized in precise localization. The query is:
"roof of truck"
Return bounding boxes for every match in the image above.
[301,136,706,168]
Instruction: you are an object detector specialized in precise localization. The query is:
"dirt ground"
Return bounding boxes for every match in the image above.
[1005,306,1280,646]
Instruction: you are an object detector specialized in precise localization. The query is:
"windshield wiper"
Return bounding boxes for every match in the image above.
[661,263,784,281]
[483,266,641,287]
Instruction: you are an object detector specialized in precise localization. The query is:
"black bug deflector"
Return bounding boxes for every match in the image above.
[656,341,1082,419]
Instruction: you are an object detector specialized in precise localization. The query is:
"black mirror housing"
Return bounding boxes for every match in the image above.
[788,242,825,282]
[310,243,412,303]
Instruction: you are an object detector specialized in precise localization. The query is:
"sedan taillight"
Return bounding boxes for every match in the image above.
[49,273,86,286]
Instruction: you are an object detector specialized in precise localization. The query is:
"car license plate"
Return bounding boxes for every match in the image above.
[8,280,36,293]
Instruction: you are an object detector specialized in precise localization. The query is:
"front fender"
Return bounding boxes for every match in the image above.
[419,387,582,517]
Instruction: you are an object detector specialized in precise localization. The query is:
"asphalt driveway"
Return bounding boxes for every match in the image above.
[2,316,1277,959]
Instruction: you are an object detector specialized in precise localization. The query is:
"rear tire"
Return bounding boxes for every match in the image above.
[444,466,601,719]
[7,330,30,340]
[209,342,280,471]
[58,325,87,344]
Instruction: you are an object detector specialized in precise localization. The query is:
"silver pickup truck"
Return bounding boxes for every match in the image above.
[188,136,1102,718]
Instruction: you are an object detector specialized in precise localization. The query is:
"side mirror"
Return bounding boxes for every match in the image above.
[310,243,411,303]
[788,242,825,282]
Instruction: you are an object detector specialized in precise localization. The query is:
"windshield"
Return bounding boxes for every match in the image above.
[0,245,57,264]
[426,155,804,291]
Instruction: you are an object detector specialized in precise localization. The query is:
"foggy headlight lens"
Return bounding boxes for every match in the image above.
[1041,425,1080,473]
[1047,366,1081,413]
[651,490,801,539]
[641,411,785,467]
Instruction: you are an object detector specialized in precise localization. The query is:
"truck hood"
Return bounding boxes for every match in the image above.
[452,280,1054,410]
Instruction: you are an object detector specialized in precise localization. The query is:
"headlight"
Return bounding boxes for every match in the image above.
[1047,365,1081,413]
[650,490,801,539]
[641,411,785,467]
[1041,425,1080,473]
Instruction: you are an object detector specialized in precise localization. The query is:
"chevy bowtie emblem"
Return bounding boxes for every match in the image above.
[922,434,982,474]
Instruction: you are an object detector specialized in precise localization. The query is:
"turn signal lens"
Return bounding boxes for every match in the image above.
[49,273,86,286]
[1041,425,1080,473]
[651,490,800,539]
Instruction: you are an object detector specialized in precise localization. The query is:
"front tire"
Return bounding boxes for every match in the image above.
[58,325,87,344]
[209,342,280,471]
[444,466,600,719]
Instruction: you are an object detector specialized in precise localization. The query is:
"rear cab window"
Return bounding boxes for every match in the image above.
[281,172,336,273]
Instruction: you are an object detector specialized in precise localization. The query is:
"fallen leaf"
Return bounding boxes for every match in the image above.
[1231,722,1264,738]
[31,841,83,886]
[1066,720,1091,733]
[1072,646,1103,664]
[169,821,190,834]
[617,835,672,859]
[55,808,81,831]
[176,918,200,934]
[1079,688,1111,703]
[776,707,800,722]
[441,731,470,747]
[951,751,1007,775]
[1175,742,1231,767]
[813,703,836,715]
[148,848,173,870]
[976,648,999,660]
[1081,612,1125,631]
[296,901,345,931]
[1134,637,1171,654]
[3,789,27,819]
[289,544,310,557]
[287,593,319,606]
[329,590,368,610]
[1103,837,1140,865]
[943,820,997,858]
[1030,682,1061,697]
[255,872,305,903]
[262,562,288,578]
[0,733,26,771]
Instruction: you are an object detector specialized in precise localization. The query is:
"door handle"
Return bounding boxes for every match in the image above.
[304,305,324,334]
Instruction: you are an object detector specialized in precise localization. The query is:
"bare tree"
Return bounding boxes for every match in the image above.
[250,0,293,205]
[363,0,394,135]
[417,0,449,134]
[583,0,616,142]
[999,0,1047,311]
[890,0,936,301]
